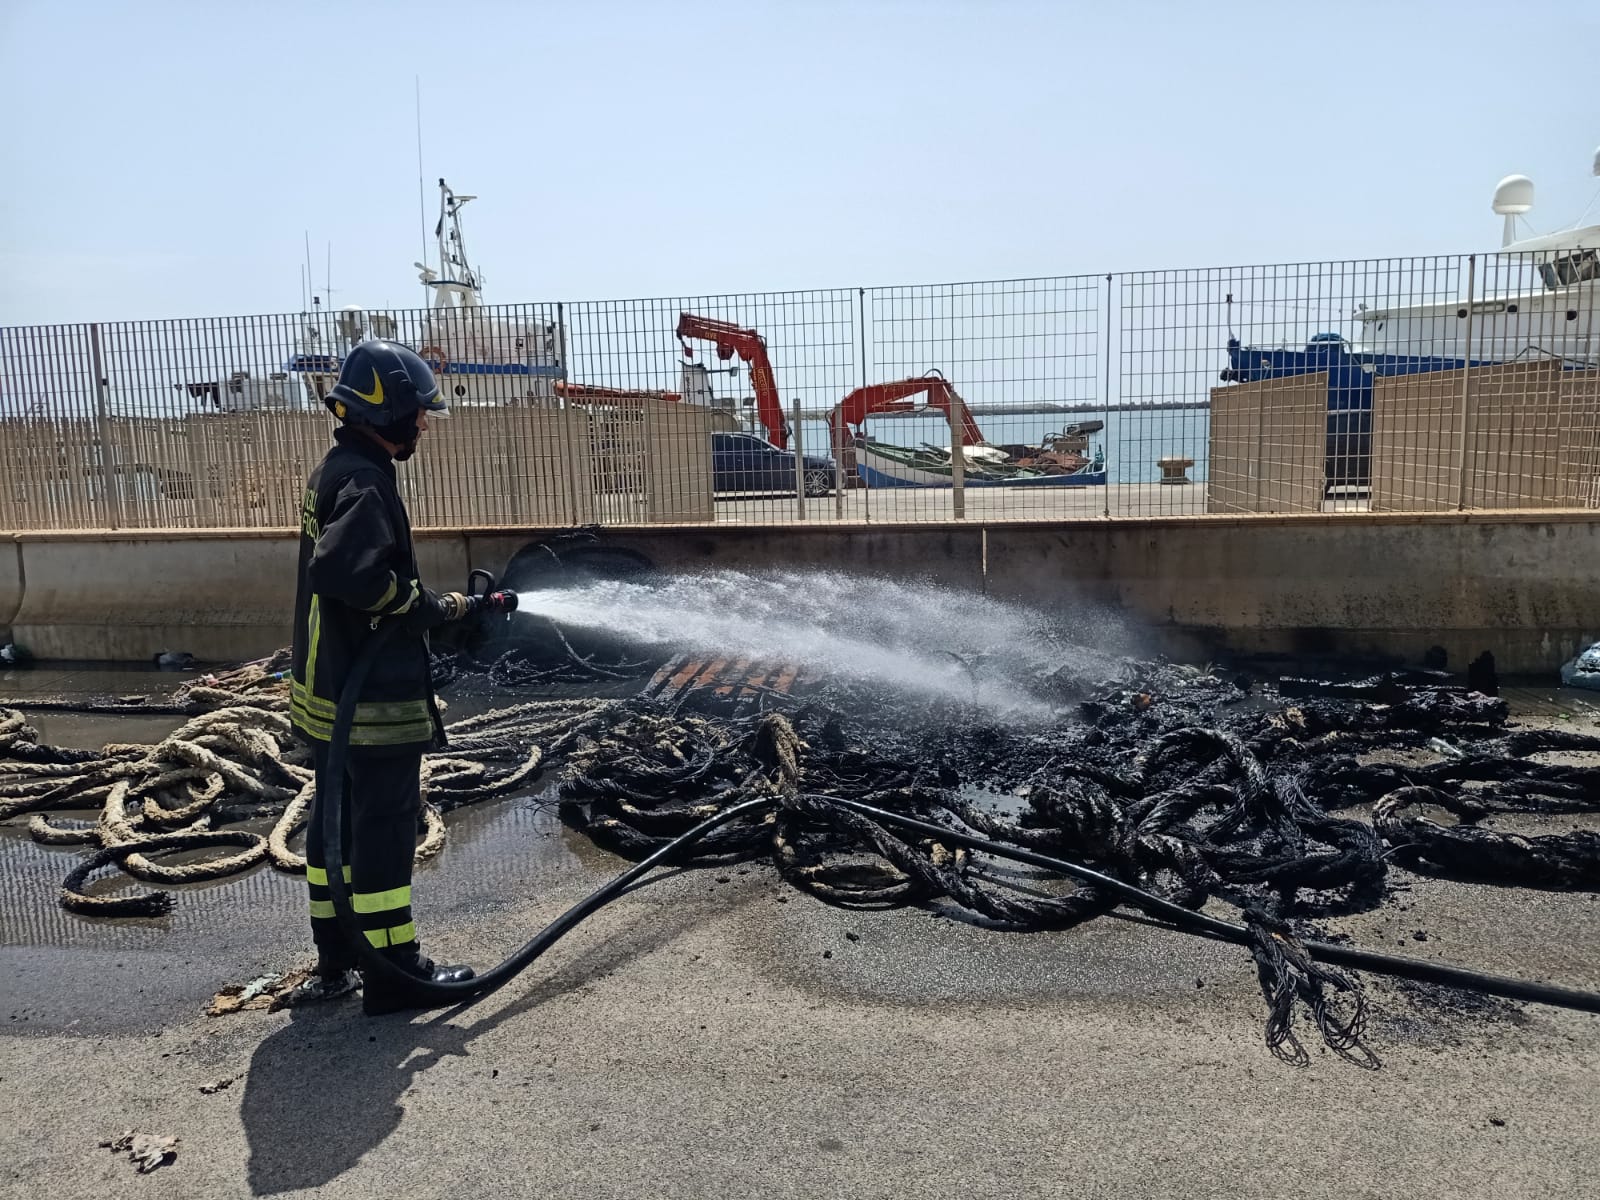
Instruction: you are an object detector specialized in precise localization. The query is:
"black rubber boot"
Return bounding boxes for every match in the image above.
[361,946,475,1017]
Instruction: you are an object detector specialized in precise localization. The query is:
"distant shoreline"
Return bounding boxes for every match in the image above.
[796,400,1211,419]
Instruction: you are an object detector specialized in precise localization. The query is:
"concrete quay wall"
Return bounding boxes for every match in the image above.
[2,513,1593,674]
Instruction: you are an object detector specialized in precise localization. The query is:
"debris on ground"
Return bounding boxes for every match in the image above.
[100,1130,179,1174]
[1560,642,1600,692]
[1466,651,1498,697]
[207,969,314,1016]
[199,1074,243,1095]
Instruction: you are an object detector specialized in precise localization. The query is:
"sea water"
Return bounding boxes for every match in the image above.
[791,409,1210,484]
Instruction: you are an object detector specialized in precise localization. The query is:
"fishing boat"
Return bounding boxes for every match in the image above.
[1220,146,1600,488]
[996,420,1105,473]
[855,438,1107,488]
[828,372,1110,489]
[287,179,566,408]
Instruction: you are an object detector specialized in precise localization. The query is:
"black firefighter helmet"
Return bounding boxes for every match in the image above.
[325,340,449,427]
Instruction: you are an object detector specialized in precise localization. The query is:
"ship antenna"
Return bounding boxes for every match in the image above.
[416,76,428,304]
[1573,146,1600,228]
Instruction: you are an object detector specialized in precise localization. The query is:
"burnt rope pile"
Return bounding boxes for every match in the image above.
[0,695,613,917]
[5,657,1600,1061]
[555,665,1600,1065]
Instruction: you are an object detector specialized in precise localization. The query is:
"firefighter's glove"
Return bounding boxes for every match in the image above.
[389,588,455,633]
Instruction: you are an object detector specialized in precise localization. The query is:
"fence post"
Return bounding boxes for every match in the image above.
[1456,255,1476,511]
[833,406,845,520]
[555,302,582,523]
[1102,274,1113,518]
[88,323,123,530]
[792,398,806,520]
[857,287,870,524]
[948,387,966,519]
[1252,384,1266,511]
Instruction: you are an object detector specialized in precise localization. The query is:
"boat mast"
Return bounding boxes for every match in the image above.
[432,179,481,310]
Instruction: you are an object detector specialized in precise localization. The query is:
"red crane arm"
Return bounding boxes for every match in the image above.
[832,373,985,446]
[675,312,789,449]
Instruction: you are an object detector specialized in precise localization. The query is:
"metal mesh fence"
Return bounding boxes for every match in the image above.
[860,277,1105,522]
[1,251,1595,532]
[567,290,858,524]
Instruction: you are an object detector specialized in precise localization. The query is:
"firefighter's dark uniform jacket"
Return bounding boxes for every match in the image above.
[291,427,445,754]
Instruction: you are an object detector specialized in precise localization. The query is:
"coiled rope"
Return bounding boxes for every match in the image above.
[0,684,612,917]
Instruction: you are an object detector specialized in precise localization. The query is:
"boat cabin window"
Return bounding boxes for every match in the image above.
[1539,249,1599,289]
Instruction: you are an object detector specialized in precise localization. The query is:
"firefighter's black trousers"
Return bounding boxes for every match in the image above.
[305,743,424,963]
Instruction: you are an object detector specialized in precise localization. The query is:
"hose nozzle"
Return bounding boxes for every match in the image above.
[439,589,517,621]
[477,589,517,616]
[443,569,520,621]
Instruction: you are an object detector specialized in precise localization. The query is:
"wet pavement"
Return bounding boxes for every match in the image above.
[3,669,1599,1198]
[0,663,187,705]
[0,664,616,1035]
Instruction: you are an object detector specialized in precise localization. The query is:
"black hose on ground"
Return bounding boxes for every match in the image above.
[323,625,1600,1018]
[827,798,1600,1015]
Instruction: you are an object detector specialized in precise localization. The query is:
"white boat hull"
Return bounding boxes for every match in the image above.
[857,442,1106,489]
[1354,278,1599,364]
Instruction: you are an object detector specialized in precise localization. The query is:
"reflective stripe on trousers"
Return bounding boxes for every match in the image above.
[305,741,425,955]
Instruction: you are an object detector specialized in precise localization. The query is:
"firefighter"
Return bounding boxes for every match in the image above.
[291,339,484,1015]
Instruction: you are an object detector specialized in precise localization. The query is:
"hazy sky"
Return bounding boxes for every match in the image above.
[4,0,1596,325]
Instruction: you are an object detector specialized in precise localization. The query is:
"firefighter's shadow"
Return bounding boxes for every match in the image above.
[240,871,712,1196]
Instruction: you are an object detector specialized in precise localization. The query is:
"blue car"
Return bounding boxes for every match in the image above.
[712,431,835,497]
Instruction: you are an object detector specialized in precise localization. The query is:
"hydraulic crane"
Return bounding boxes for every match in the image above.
[829,370,985,452]
[675,313,790,449]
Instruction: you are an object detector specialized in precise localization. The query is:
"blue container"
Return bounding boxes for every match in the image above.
[1220,334,1479,488]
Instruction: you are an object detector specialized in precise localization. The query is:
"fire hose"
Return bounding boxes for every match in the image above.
[320,581,1600,1018]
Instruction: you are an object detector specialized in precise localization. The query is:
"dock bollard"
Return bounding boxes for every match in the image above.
[1157,456,1195,485]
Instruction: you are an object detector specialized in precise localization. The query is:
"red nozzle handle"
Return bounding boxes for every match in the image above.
[465,589,517,617]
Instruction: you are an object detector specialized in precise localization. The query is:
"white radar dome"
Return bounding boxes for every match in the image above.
[1492,174,1535,215]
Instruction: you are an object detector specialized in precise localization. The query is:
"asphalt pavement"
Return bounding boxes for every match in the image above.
[3,793,1598,1200]
[2,681,1597,1198]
